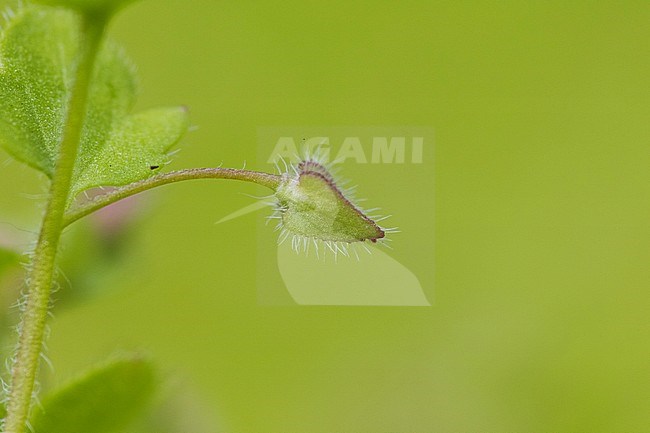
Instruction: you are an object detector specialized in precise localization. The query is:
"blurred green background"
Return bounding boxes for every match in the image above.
[1,1,649,432]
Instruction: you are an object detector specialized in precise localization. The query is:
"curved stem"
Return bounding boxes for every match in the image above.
[3,14,107,433]
[63,168,282,227]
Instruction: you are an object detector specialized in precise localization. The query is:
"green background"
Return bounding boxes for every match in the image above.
[1,1,648,432]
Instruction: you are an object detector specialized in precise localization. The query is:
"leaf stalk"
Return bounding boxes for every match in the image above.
[63,168,281,227]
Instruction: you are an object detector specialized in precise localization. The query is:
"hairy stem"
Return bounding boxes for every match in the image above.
[2,13,107,433]
[63,168,282,227]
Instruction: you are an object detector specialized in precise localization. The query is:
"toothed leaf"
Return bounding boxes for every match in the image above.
[30,356,156,433]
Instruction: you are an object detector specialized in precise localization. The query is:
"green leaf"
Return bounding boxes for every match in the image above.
[79,38,139,173]
[30,356,156,433]
[71,106,189,200]
[0,6,189,204]
[0,7,79,175]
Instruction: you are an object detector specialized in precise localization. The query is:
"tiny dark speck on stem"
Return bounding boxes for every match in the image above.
[149,165,160,170]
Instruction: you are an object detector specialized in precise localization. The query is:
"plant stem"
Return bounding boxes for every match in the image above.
[2,13,107,433]
[63,168,282,227]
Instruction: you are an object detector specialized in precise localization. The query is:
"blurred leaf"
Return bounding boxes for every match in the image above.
[30,356,156,433]
[122,381,221,433]
[0,246,20,277]
[0,6,188,204]
[54,204,142,307]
